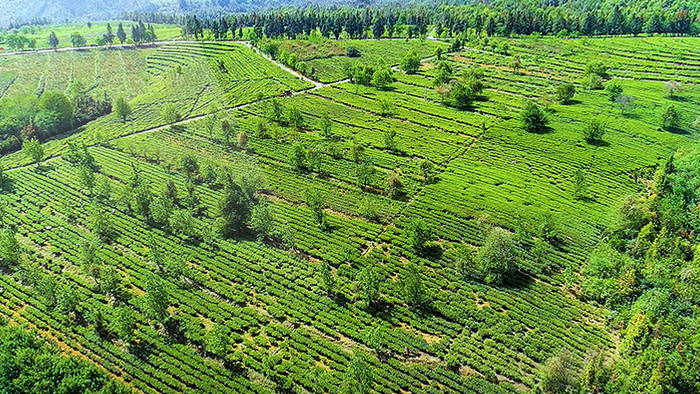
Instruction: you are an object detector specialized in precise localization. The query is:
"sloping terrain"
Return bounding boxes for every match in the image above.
[0,36,698,392]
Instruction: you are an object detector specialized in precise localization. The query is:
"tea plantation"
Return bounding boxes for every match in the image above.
[0,28,699,393]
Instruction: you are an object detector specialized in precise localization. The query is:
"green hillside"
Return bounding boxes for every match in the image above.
[0,24,698,394]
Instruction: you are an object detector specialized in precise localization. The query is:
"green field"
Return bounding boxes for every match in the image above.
[1,21,182,51]
[0,33,699,393]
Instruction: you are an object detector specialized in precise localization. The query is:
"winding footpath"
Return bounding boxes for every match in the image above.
[3,37,449,173]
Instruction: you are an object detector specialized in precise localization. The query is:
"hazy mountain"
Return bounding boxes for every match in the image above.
[0,0,167,26]
[0,0,355,27]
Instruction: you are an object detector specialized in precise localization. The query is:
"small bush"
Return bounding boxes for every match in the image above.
[582,119,606,143]
[663,81,682,97]
[521,101,548,133]
[585,61,608,77]
[346,47,361,57]
[582,74,603,90]
[605,82,623,102]
[556,83,576,103]
[660,105,680,130]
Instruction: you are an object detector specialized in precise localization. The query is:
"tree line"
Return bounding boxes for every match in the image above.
[0,81,112,154]
[121,0,700,41]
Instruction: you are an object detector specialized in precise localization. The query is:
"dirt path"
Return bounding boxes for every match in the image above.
[2,38,449,175]
[3,49,350,174]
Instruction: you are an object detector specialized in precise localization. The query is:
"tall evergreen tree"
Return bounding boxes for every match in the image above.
[117,23,127,44]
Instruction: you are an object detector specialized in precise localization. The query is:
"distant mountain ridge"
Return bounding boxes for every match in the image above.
[0,0,165,27]
[0,0,352,28]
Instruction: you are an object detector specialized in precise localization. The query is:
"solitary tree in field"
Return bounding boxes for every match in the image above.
[48,32,59,49]
[605,82,623,103]
[318,260,335,296]
[616,95,635,115]
[143,274,169,322]
[114,97,132,123]
[556,83,576,104]
[150,194,173,228]
[661,105,680,130]
[220,119,237,147]
[378,98,395,117]
[356,161,376,190]
[585,61,608,77]
[436,84,452,103]
[582,119,606,143]
[171,212,195,240]
[572,170,588,200]
[70,32,85,47]
[22,138,44,166]
[385,171,403,198]
[318,112,333,139]
[306,189,326,229]
[111,306,136,342]
[520,101,548,133]
[405,218,432,254]
[419,159,436,183]
[402,262,427,307]
[205,324,230,359]
[179,154,199,180]
[289,143,307,172]
[306,145,323,173]
[98,265,122,296]
[0,228,21,269]
[250,202,274,241]
[237,130,248,148]
[664,81,682,98]
[383,128,397,150]
[0,166,9,191]
[77,165,96,195]
[451,81,476,109]
[117,23,127,44]
[35,90,74,137]
[511,55,522,74]
[477,227,517,285]
[435,46,444,60]
[288,106,305,131]
[345,353,373,394]
[372,67,393,89]
[89,205,112,241]
[269,99,285,125]
[217,177,252,237]
[433,62,453,87]
[350,140,366,163]
[358,265,380,307]
[535,211,560,242]
[161,103,180,124]
[539,348,577,394]
[400,50,421,74]
[454,244,476,279]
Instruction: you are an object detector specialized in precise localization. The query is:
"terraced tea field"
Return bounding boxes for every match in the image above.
[0,35,698,393]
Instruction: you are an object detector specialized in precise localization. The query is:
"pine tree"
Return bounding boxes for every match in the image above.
[48,32,59,49]
[117,23,127,44]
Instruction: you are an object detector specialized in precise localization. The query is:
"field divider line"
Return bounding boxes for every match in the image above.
[360,129,487,257]
[0,40,249,57]
[5,41,366,172]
